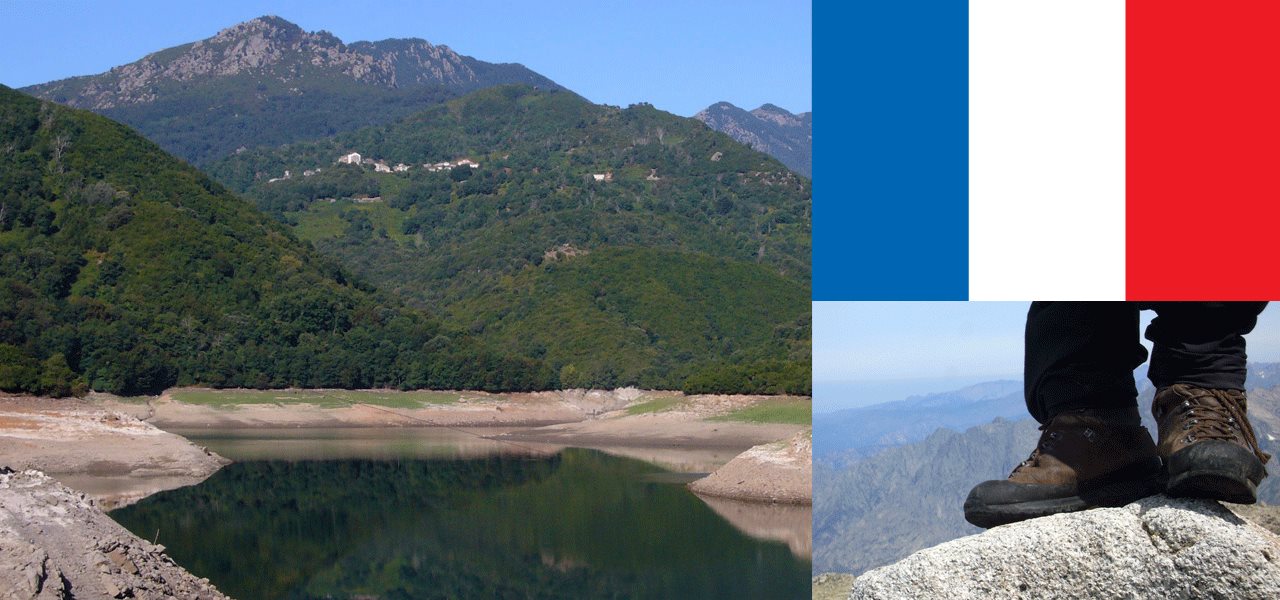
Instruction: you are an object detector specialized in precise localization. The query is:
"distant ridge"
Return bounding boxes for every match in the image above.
[814,380,1024,459]
[695,101,811,176]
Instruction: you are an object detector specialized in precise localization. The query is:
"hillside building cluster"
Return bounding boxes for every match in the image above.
[269,151,644,187]
[338,151,480,173]
[266,152,483,184]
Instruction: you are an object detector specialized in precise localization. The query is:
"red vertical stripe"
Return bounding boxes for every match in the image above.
[1128,2,1280,300]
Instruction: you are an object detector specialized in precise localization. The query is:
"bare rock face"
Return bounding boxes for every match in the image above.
[0,470,230,599]
[36,15,482,110]
[20,15,559,166]
[695,102,811,177]
[849,496,1280,600]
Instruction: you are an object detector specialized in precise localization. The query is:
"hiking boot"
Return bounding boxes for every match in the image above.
[1152,384,1271,503]
[964,407,1162,528]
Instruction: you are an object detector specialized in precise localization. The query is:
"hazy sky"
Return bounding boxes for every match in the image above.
[0,0,811,117]
[814,301,1280,386]
[814,302,1280,411]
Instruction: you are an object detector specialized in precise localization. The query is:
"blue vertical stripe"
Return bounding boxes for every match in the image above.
[813,1,969,300]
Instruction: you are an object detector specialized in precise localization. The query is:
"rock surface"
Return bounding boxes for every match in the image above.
[812,573,856,600]
[694,102,811,176]
[0,469,230,599]
[25,15,553,111]
[850,496,1280,600]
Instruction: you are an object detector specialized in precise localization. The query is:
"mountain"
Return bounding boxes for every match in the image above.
[695,102,811,177]
[814,380,1024,459]
[204,85,812,393]
[21,16,558,166]
[814,366,1280,576]
[813,418,1041,575]
[0,85,550,397]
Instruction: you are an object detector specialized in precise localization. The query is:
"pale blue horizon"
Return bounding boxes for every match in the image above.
[815,302,1280,412]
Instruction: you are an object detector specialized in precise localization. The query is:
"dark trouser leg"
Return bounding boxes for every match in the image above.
[1024,302,1147,423]
[1143,302,1267,391]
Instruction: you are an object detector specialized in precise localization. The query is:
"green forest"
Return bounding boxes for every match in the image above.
[208,86,812,393]
[0,85,550,396]
[0,83,810,396]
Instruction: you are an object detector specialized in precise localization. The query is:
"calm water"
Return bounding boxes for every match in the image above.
[110,430,810,599]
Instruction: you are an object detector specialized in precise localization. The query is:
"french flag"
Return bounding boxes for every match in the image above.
[814,1,1280,301]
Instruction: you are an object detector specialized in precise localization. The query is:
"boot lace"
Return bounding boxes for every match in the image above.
[1011,423,1061,474]
[1174,387,1271,466]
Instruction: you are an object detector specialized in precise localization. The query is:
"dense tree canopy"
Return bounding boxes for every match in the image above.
[0,86,550,395]
[209,86,813,393]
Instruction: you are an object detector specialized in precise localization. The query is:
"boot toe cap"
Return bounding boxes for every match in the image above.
[1166,439,1267,492]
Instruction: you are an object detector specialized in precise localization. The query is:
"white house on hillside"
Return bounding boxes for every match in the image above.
[338,152,362,165]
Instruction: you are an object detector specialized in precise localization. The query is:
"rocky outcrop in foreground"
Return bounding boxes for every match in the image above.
[0,469,229,599]
[850,496,1280,600]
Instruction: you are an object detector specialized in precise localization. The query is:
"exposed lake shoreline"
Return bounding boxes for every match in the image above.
[1,389,811,507]
[0,395,229,510]
[0,389,811,598]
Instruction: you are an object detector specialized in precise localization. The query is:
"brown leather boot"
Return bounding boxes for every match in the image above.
[1152,384,1271,503]
[964,407,1162,528]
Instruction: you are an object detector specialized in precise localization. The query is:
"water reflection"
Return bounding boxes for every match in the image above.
[110,450,811,599]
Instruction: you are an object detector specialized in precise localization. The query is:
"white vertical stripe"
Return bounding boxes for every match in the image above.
[969,1,1125,300]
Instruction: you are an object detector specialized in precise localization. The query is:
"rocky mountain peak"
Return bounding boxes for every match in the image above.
[700,101,743,114]
[211,15,307,44]
[695,100,812,177]
[22,15,559,165]
[750,104,798,126]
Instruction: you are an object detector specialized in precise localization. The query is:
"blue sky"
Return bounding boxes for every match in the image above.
[815,302,1280,412]
[0,0,811,117]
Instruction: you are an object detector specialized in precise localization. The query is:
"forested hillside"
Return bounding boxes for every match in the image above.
[0,85,550,396]
[208,86,812,393]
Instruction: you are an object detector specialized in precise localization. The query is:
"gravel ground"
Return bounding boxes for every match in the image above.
[0,469,230,599]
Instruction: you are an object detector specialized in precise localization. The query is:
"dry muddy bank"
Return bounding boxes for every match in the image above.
[688,430,812,505]
[0,396,228,509]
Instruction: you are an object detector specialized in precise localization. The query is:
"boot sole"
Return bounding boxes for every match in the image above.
[1166,471,1258,504]
[964,458,1163,529]
[1164,440,1266,504]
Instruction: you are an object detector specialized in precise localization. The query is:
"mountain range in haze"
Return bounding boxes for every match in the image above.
[22,16,558,166]
[814,380,1024,460]
[695,102,811,177]
[814,363,1280,575]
